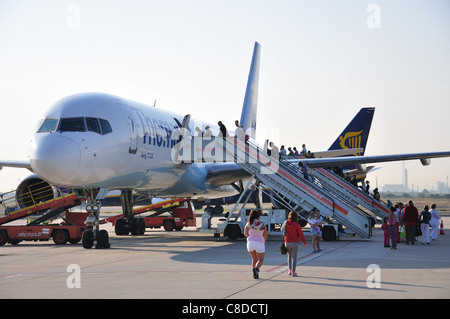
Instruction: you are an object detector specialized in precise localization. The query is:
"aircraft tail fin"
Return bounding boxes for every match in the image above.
[240,42,261,139]
[328,107,375,156]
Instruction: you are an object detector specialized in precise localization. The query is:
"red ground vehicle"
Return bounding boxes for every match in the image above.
[0,184,88,246]
[0,211,89,245]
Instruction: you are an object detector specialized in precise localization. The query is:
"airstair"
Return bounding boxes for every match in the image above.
[310,166,389,220]
[218,137,373,239]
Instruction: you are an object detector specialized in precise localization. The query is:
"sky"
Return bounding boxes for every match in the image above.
[0,0,449,193]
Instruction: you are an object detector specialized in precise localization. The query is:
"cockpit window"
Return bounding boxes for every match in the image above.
[99,119,112,135]
[58,117,86,132]
[86,117,101,134]
[36,117,112,135]
[36,118,58,132]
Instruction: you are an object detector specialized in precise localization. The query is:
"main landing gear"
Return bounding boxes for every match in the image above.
[114,190,145,236]
[82,189,110,249]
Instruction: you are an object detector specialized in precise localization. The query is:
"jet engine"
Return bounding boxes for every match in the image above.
[15,174,55,209]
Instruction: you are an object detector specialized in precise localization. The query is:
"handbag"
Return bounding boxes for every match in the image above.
[415,224,422,237]
[278,238,287,255]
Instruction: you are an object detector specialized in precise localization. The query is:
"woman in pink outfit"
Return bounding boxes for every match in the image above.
[388,206,398,250]
[244,210,268,279]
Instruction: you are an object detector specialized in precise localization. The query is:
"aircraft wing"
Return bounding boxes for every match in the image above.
[204,149,450,187]
[0,160,33,171]
[297,151,450,168]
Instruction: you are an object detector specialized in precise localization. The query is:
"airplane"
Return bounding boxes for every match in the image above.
[59,106,375,210]
[1,41,450,249]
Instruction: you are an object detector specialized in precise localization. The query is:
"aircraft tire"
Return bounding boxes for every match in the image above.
[96,229,110,249]
[130,218,138,235]
[115,218,129,235]
[130,218,145,235]
[138,218,146,235]
[82,229,94,249]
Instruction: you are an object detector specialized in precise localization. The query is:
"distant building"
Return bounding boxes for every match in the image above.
[382,184,410,193]
[437,179,450,194]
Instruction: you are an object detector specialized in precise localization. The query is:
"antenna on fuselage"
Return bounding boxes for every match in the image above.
[153,99,157,107]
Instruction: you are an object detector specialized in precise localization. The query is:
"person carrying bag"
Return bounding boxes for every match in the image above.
[283,211,307,277]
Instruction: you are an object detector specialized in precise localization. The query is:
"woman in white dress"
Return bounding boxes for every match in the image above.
[429,203,441,241]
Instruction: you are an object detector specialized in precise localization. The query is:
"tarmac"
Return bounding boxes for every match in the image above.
[0,215,449,303]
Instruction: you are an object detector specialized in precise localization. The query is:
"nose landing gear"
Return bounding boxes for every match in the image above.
[82,189,110,249]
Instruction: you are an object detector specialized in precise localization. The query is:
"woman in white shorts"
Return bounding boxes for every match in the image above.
[244,210,268,279]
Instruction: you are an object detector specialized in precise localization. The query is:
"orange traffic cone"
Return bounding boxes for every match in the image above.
[440,220,445,235]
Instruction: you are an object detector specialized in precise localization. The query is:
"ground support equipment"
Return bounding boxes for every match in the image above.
[0,188,88,246]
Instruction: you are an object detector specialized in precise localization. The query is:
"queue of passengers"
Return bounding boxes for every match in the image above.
[382,201,442,249]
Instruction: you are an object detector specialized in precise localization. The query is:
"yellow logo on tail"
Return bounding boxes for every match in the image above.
[339,130,363,155]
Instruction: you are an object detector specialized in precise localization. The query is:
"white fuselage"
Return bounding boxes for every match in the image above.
[29,93,243,199]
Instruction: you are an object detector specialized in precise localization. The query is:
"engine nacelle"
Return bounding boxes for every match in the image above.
[420,158,431,166]
[15,174,55,209]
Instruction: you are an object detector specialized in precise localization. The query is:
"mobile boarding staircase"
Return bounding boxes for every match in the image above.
[219,137,374,240]
[310,166,389,220]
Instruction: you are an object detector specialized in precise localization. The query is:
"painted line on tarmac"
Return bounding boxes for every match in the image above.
[267,248,337,274]
[224,246,344,299]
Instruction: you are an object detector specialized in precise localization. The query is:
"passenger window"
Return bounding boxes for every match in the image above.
[99,119,112,135]
[86,118,101,134]
[37,118,58,132]
[58,117,86,132]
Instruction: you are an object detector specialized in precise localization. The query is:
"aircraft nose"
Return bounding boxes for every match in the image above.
[30,134,81,184]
